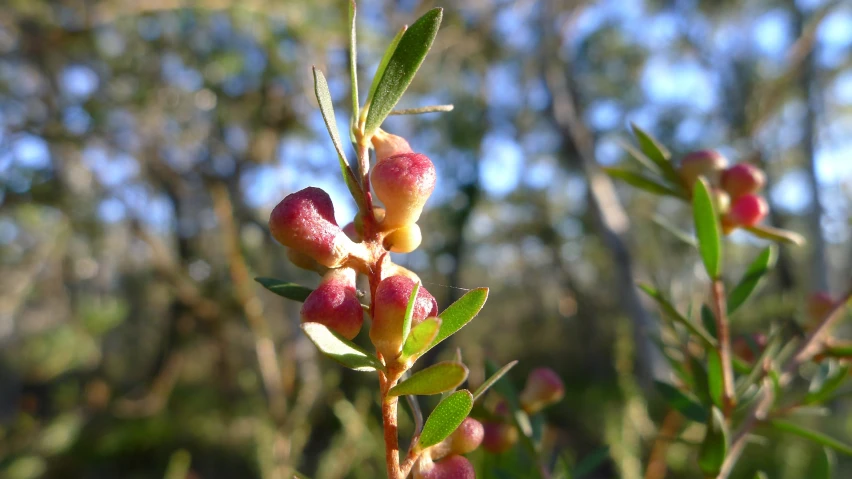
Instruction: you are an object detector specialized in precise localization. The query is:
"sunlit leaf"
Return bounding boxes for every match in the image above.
[692,177,722,279]
[255,277,313,302]
[301,322,383,372]
[698,408,729,476]
[630,123,681,186]
[348,0,358,119]
[473,360,518,402]
[401,317,441,359]
[728,246,776,315]
[365,25,406,112]
[400,282,420,347]
[417,389,473,449]
[389,361,468,397]
[426,288,489,353]
[603,167,683,198]
[744,225,806,246]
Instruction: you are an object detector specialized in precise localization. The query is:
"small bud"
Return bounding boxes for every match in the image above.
[384,224,423,253]
[721,163,766,199]
[372,130,413,161]
[414,455,475,479]
[711,188,731,215]
[430,417,484,460]
[301,268,363,340]
[519,368,565,413]
[370,275,438,358]
[678,150,729,189]
[371,153,437,229]
[732,333,767,363]
[269,187,354,267]
[481,421,518,454]
[722,194,768,233]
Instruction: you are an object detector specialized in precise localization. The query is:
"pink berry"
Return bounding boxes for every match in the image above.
[481,421,518,454]
[415,455,475,479]
[723,194,768,232]
[519,368,565,414]
[721,163,766,200]
[371,153,436,229]
[370,275,438,358]
[300,268,363,340]
[431,417,484,459]
[679,150,729,189]
[269,187,353,267]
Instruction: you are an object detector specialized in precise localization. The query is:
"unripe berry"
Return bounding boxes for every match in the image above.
[414,455,475,479]
[721,163,766,200]
[371,153,436,229]
[481,421,518,454]
[300,268,363,340]
[711,188,731,215]
[722,194,768,233]
[519,368,565,414]
[344,208,387,242]
[286,249,326,273]
[370,275,438,358]
[269,187,354,267]
[384,224,423,253]
[372,130,414,161]
[431,417,484,460]
[678,150,729,190]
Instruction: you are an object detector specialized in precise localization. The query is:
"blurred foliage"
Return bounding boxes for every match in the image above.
[1,0,851,478]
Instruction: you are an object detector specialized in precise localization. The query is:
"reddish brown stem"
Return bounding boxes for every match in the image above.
[710,279,735,417]
[381,368,403,479]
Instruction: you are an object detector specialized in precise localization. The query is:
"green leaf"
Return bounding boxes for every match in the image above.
[572,446,610,478]
[312,68,364,205]
[706,349,725,410]
[348,0,358,119]
[363,8,442,137]
[688,355,712,406]
[754,472,768,479]
[770,420,852,455]
[698,408,729,476]
[744,225,806,246]
[255,277,313,302]
[638,284,716,347]
[401,317,441,359]
[301,322,383,372]
[365,25,406,113]
[603,167,684,198]
[473,360,518,402]
[630,123,681,186]
[426,288,489,353]
[389,361,469,397]
[805,362,851,405]
[728,246,776,315]
[618,138,666,177]
[417,389,473,449]
[813,447,836,479]
[655,381,706,423]
[692,177,723,279]
[389,104,454,116]
[400,282,420,347]
[652,214,697,247]
[701,305,717,339]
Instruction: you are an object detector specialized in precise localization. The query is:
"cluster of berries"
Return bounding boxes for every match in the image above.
[678,150,768,234]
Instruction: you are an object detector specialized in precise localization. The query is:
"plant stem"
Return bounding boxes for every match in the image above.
[710,280,735,417]
[380,368,403,479]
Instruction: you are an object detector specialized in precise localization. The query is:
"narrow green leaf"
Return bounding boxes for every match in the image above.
[698,408,729,476]
[255,277,313,302]
[652,214,697,247]
[630,123,681,186]
[770,420,852,455]
[485,359,520,408]
[813,447,836,479]
[728,246,776,315]
[301,322,383,372]
[754,472,768,479]
[655,381,706,423]
[389,104,454,115]
[293,472,311,479]
[701,305,717,339]
[618,137,665,176]
[687,355,712,406]
[805,363,850,405]
[638,284,716,347]
[389,361,469,397]
[706,349,725,410]
[603,167,684,198]
[572,446,610,478]
[365,25,407,112]
[692,177,722,279]
[348,0,358,119]
[401,317,441,359]
[363,8,443,137]
[426,288,489,353]
[312,67,364,205]
[417,390,473,449]
[744,225,806,246]
[473,360,518,402]
[400,282,420,347]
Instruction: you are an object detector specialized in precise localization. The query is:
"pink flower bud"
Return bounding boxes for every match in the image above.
[370,275,438,358]
[301,268,363,340]
[384,223,423,253]
[269,187,354,267]
[481,421,518,454]
[678,150,729,190]
[372,130,414,161]
[415,455,475,479]
[371,153,436,229]
[431,417,484,459]
[721,163,766,200]
[519,368,565,414]
[722,194,768,233]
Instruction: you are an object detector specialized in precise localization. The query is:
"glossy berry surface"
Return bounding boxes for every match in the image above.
[269,187,352,267]
[725,194,768,229]
[371,153,437,228]
[678,150,729,189]
[415,455,475,479]
[721,163,766,199]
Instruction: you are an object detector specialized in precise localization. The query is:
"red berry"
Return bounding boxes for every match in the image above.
[301,268,363,340]
[481,421,518,454]
[431,417,484,459]
[370,275,438,358]
[371,153,436,229]
[679,150,729,189]
[519,368,565,413]
[723,194,768,232]
[721,163,766,199]
[269,187,353,267]
[415,455,475,479]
